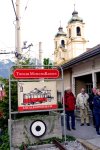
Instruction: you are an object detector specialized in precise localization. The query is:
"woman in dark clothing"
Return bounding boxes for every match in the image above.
[88,87,97,126]
[64,87,76,131]
[93,89,100,135]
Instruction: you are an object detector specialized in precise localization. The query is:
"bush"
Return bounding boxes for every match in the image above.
[0,129,10,150]
[57,101,63,108]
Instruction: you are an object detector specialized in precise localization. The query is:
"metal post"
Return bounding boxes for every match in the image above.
[72,76,75,95]
[61,67,66,143]
[9,68,12,149]
[39,42,42,66]
[15,0,21,64]
[92,72,97,88]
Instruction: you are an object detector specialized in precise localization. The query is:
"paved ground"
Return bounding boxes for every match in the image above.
[63,119,100,148]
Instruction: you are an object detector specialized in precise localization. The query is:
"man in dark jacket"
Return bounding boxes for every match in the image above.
[93,89,100,135]
[64,87,76,131]
[88,87,97,126]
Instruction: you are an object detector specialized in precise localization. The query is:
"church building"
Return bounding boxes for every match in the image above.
[54,8,100,97]
[54,8,88,65]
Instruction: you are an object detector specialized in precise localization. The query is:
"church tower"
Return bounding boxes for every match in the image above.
[54,6,88,65]
[54,25,67,65]
[67,7,88,60]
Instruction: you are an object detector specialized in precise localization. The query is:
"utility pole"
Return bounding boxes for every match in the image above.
[15,0,21,64]
[39,42,43,66]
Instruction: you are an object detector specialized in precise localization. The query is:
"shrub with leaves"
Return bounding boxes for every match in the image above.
[0,129,9,150]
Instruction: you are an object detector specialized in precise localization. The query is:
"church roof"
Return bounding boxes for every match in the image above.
[55,26,66,37]
[68,10,83,24]
[61,44,100,69]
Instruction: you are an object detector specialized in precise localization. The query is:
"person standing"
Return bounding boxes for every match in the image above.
[93,89,100,135]
[76,88,90,126]
[88,87,97,126]
[64,87,76,130]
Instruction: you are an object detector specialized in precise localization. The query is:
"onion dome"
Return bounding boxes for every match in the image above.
[55,26,66,37]
[68,10,83,24]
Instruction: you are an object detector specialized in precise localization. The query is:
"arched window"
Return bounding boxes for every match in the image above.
[61,40,65,47]
[69,28,71,38]
[76,27,81,36]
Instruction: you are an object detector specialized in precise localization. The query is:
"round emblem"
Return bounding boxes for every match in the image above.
[30,120,46,137]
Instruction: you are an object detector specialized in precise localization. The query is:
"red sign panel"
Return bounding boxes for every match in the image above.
[13,69,59,79]
[18,104,58,111]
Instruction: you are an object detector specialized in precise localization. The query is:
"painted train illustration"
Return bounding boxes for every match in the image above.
[22,86,54,105]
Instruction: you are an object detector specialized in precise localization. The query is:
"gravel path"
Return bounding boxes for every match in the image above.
[28,140,87,150]
[65,141,87,150]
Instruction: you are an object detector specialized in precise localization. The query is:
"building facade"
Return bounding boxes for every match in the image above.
[54,9,100,98]
[54,9,88,66]
[62,45,100,96]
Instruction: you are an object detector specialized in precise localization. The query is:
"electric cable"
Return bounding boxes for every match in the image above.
[21,0,30,20]
[11,0,18,20]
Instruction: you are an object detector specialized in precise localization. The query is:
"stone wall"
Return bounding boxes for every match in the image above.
[10,114,62,148]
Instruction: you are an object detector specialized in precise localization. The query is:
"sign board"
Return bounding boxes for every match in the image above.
[13,69,59,79]
[18,81,58,111]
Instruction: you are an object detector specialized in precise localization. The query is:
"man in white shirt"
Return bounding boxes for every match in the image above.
[76,88,90,126]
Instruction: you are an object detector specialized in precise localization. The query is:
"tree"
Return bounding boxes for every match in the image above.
[43,58,53,69]
[0,77,17,128]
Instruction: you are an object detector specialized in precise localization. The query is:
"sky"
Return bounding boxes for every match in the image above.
[0,0,100,61]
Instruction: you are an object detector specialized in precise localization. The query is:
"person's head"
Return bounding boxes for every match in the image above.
[81,88,85,94]
[96,89,100,96]
[64,90,67,94]
[92,87,97,95]
[66,87,71,93]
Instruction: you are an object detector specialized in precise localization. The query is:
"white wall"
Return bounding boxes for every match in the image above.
[56,69,71,92]
[72,56,100,77]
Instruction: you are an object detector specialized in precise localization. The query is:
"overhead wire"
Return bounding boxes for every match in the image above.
[11,0,18,20]
[10,0,33,60]
[21,0,30,20]
[0,40,15,54]
[0,2,16,57]
[0,40,11,49]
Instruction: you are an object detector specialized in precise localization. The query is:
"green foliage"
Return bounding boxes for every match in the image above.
[19,142,28,150]
[43,58,53,69]
[34,137,62,145]
[62,135,76,141]
[0,129,10,150]
[19,135,75,149]
[0,78,17,128]
[57,101,63,108]
[18,58,35,67]
[11,81,18,111]
[0,79,9,128]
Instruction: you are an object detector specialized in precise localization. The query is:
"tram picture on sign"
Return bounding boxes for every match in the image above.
[18,81,58,111]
